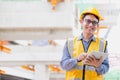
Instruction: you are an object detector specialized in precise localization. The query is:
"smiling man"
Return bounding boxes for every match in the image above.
[60,7,109,80]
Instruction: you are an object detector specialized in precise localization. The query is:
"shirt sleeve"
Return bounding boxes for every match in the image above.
[60,41,78,70]
[95,42,109,74]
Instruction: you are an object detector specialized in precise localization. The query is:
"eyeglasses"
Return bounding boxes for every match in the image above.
[84,19,98,26]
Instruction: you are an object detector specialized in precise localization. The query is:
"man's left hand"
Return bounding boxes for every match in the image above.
[84,55,103,68]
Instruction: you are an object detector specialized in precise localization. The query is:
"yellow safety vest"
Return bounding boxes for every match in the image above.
[66,36,107,80]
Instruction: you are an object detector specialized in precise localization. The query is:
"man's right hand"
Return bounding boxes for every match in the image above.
[77,53,87,62]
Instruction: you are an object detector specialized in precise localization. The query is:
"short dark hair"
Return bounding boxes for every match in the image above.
[82,13,99,22]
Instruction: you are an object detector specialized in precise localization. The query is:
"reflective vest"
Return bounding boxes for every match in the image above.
[66,36,107,80]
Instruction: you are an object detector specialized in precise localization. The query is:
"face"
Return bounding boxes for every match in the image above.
[80,14,99,35]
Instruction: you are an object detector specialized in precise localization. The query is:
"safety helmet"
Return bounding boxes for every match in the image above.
[80,7,104,21]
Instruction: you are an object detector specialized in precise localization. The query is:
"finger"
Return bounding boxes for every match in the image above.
[91,55,97,60]
[84,60,92,66]
[85,58,93,65]
[89,56,95,61]
[78,55,84,61]
[83,53,87,57]
[86,56,93,62]
[81,54,87,60]
[99,56,103,63]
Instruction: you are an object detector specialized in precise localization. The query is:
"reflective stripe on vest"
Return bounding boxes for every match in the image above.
[68,38,105,57]
[99,38,105,52]
[71,65,95,71]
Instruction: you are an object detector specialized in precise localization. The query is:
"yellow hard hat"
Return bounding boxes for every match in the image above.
[80,7,104,21]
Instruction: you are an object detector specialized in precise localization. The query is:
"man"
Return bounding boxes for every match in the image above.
[60,7,109,80]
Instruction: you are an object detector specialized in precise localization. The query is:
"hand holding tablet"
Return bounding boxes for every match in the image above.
[86,51,108,62]
[84,51,108,67]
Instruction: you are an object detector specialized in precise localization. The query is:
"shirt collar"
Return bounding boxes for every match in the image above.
[78,34,96,42]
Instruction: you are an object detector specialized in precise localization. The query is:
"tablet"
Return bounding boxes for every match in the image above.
[87,51,108,62]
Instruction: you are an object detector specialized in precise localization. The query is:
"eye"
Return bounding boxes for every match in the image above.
[87,19,91,23]
[92,21,98,25]
[85,19,91,24]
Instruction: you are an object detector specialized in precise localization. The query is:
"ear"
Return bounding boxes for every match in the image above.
[80,20,83,24]
[80,20,83,29]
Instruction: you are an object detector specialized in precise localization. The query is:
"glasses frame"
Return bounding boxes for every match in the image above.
[84,19,99,26]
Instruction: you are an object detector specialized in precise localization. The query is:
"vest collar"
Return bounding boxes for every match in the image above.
[78,34,96,42]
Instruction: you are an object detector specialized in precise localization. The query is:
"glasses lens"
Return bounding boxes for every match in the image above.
[85,19,91,24]
[92,21,98,26]
[85,19,98,26]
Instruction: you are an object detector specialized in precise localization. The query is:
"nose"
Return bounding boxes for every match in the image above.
[89,22,93,26]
